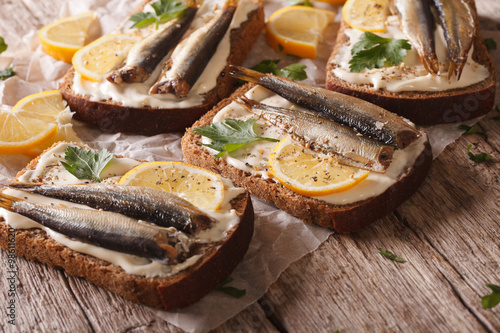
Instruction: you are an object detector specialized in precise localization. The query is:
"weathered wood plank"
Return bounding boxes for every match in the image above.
[263,212,491,332]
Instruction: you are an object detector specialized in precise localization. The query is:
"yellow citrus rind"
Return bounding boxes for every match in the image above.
[268,137,369,196]
[119,161,225,211]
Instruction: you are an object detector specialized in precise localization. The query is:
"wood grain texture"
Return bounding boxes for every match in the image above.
[0,0,499,332]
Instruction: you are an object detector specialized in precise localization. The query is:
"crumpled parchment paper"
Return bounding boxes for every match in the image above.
[0,0,498,332]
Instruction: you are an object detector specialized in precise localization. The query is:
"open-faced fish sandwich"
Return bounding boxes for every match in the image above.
[0,142,254,310]
[181,78,432,233]
[60,0,265,134]
[326,0,496,125]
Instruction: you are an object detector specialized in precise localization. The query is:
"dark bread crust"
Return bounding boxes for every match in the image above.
[0,143,254,310]
[326,15,496,126]
[181,84,433,233]
[60,1,265,135]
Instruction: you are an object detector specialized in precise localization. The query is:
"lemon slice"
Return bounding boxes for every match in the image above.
[11,90,67,122]
[342,0,388,32]
[0,90,80,156]
[39,12,97,63]
[17,91,81,157]
[119,162,225,211]
[266,6,335,59]
[72,33,142,82]
[316,0,346,4]
[0,112,57,155]
[269,137,369,196]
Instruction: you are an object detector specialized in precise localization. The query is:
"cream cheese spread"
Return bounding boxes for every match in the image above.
[330,15,489,92]
[204,86,428,205]
[71,0,259,108]
[0,142,245,277]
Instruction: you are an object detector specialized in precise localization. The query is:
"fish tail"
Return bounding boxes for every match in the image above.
[454,58,467,80]
[0,192,17,211]
[447,61,457,80]
[422,56,439,75]
[235,95,257,108]
[224,0,239,8]
[1,181,37,190]
[228,65,264,84]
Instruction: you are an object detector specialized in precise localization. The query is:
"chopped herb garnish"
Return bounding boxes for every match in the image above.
[466,144,492,163]
[481,284,500,309]
[194,118,279,158]
[0,37,7,54]
[130,0,187,29]
[496,102,500,112]
[251,59,307,81]
[378,248,405,263]
[458,124,487,139]
[286,0,313,6]
[0,67,14,80]
[493,116,500,121]
[61,146,114,182]
[349,32,411,72]
[484,38,497,52]
[215,277,246,298]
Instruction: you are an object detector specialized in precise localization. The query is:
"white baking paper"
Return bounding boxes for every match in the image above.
[0,0,498,332]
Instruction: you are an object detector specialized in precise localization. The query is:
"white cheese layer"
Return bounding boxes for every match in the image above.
[71,0,258,108]
[330,16,489,92]
[205,86,427,205]
[0,142,244,277]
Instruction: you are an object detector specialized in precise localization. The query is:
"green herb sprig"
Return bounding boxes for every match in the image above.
[349,32,411,72]
[194,118,279,158]
[0,67,14,80]
[286,0,313,7]
[459,125,487,139]
[481,284,500,309]
[0,37,7,54]
[251,59,307,81]
[215,277,246,298]
[61,147,113,182]
[130,0,187,29]
[466,144,492,163]
[484,38,497,52]
[378,248,405,263]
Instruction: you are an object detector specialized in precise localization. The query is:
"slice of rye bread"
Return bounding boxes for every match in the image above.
[0,142,254,310]
[326,16,497,126]
[181,84,433,233]
[60,0,265,135]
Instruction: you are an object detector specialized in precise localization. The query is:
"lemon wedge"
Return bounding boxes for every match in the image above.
[266,6,335,59]
[72,33,142,82]
[119,162,225,211]
[0,90,79,155]
[0,113,57,155]
[39,12,97,63]
[269,137,369,196]
[342,0,388,32]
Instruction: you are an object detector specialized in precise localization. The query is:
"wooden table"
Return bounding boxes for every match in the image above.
[1,1,499,332]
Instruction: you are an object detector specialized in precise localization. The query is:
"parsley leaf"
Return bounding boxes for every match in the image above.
[458,125,487,139]
[130,0,187,29]
[215,277,246,298]
[481,284,500,309]
[378,248,405,263]
[349,32,411,72]
[493,116,500,121]
[484,38,497,52]
[286,0,313,7]
[466,144,492,163]
[61,147,114,182]
[250,59,307,81]
[193,118,279,158]
[0,67,14,80]
[0,37,7,54]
